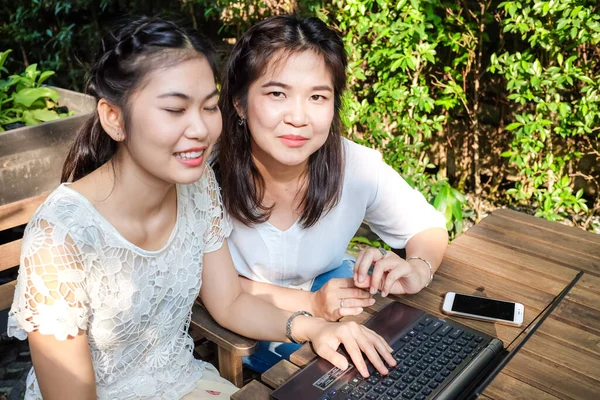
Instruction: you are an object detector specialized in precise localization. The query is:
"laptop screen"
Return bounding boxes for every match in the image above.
[473,270,584,397]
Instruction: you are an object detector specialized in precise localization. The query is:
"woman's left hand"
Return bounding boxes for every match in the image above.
[353,247,430,297]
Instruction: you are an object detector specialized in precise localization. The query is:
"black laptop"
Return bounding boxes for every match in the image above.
[271,271,583,400]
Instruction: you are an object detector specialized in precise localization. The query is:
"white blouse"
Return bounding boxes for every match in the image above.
[228,138,447,290]
[8,166,232,400]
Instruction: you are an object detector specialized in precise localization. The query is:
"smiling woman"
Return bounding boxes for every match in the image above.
[215,15,449,374]
[246,51,334,169]
[7,15,401,400]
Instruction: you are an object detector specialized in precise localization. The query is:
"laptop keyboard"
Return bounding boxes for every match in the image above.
[324,316,489,400]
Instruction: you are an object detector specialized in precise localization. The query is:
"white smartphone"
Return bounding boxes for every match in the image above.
[442,292,524,327]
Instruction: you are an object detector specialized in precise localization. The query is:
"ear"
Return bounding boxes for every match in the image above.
[97,99,125,142]
[233,97,245,119]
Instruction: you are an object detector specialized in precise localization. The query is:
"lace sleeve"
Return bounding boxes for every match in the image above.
[200,166,233,253]
[7,218,90,341]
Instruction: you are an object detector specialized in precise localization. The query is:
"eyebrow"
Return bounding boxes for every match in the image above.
[261,81,333,92]
[157,89,219,101]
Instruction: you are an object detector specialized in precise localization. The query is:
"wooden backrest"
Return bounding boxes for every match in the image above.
[0,194,48,310]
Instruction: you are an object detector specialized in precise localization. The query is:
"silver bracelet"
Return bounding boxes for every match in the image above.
[285,311,313,344]
[407,256,434,288]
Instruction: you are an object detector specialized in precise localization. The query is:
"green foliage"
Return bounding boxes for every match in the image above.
[329,0,469,237]
[490,0,599,221]
[1,0,598,233]
[0,49,70,132]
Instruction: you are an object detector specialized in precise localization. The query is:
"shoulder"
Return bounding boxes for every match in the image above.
[21,185,95,264]
[342,137,383,165]
[179,165,226,219]
[29,185,96,234]
[341,137,385,185]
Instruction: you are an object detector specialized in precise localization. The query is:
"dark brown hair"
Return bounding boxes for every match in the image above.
[216,15,347,228]
[61,16,217,182]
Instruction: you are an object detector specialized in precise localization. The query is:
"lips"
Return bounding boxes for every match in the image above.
[279,135,307,141]
[173,147,207,167]
[279,135,308,148]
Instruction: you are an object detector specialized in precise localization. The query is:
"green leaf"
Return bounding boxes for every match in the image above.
[37,71,55,86]
[506,122,522,131]
[12,87,59,107]
[0,49,12,73]
[30,109,60,122]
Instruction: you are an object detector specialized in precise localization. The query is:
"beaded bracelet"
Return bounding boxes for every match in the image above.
[407,256,434,288]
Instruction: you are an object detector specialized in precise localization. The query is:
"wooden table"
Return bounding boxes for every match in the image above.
[232,209,600,400]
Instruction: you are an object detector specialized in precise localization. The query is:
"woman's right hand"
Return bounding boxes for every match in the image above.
[300,317,396,377]
[310,278,375,321]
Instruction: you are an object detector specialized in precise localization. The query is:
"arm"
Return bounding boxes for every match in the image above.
[405,227,448,280]
[354,227,448,296]
[239,276,374,321]
[9,220,96,399]
[29,330,96,400]
[238,276,314,315]
[200,240,395,376]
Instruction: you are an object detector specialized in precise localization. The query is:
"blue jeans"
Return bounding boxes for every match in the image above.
[242,259,355,373]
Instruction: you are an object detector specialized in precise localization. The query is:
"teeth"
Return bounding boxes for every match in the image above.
[175,150,204,160]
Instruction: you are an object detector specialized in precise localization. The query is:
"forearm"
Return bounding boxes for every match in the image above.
[405,227,448,282]
[239,276,317,315]
[218,290,322,342]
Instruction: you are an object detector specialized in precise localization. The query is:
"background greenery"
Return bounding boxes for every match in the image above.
[1,0,598,236]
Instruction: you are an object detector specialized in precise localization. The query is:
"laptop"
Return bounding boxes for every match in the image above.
[271,270,583,400]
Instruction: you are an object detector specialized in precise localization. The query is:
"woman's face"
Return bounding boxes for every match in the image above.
[121,55,222,185]
[245,50,335,170]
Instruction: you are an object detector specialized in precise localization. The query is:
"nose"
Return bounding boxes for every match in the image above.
[185,111,209,141]
[283,98,308,127]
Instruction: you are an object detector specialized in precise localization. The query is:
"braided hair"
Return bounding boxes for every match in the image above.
[61,16,217,182]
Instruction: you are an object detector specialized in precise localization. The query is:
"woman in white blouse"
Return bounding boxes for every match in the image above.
[8,17,398,400]
[216,15,449,372]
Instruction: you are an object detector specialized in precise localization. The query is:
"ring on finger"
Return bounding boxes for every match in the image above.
[340,298,345,308]
[378,247,387,257]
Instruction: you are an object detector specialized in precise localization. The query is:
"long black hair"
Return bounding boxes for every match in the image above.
[61,16,217,182]
[216,15,347,228]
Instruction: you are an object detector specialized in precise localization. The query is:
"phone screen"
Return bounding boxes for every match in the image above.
[452,294,515,321]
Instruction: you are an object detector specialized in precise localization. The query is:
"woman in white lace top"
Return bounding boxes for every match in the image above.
[7,17,398,400]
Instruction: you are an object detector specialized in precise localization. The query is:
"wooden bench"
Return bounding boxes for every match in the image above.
[0,194,257,388]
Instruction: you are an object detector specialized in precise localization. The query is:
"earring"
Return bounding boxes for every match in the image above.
[238,116,245,126]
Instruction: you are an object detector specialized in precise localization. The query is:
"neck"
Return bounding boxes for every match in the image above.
[252,145,307,188]
[96,149,175,221]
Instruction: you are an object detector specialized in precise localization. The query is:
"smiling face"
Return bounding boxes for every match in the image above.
[119,55,222,185]
[244,50,335,170]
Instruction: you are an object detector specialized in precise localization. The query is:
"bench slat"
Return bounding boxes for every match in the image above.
[0,194,47,231]
[261,360,300,389]
[0,238,22,272]
[230,380,271,400]
[0,280,16,311]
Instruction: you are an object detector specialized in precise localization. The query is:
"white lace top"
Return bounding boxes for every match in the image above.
[7,166,232,400]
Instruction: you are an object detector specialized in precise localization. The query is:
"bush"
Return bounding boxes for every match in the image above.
[0,49,71,132]
[1,0,598,233]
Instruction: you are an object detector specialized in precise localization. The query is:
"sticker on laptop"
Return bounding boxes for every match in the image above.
[312,364,354,390]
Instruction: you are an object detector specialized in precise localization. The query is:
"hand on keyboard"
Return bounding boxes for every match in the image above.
[304,318,397,377]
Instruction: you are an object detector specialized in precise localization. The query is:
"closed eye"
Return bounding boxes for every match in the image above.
[164,108,185,115]
[205,106,219,113]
